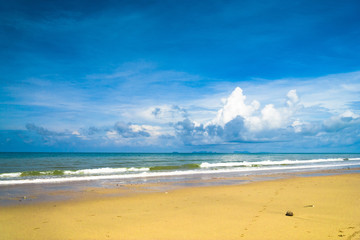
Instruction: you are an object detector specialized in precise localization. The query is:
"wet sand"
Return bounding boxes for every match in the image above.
[1,173,360,240]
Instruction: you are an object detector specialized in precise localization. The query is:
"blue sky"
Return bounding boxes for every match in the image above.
[1,0,360,152]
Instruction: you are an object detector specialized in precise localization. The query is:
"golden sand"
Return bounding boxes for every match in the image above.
[1,173,360,240]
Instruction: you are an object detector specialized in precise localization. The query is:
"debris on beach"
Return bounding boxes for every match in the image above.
[285,211,294,216]
[304,204,314,207]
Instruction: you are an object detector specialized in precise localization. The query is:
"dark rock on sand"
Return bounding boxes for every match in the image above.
[285,211,294,216]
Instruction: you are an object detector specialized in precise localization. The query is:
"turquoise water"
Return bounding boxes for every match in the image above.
[0,153,359,185]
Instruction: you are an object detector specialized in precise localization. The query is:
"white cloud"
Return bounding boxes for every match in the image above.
[129,124,163,136]
[260,104,283,129]
[323,110,360,132]
[286,89,299,107]
[12,70,360,152]
[106,130,118,139]
[340,110,359,119]
[212,87,260,126]
[210,71,360,119]
[72,130,80,135]
[291,120,304,133]
[209,87,300,132]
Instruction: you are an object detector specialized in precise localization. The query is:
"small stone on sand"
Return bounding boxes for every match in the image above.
[285,211,294,216]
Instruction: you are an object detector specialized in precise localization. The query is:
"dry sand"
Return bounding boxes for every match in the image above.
[1,173,360,240]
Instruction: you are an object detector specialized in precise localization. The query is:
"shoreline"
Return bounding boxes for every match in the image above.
[2,153,359,187]
[1,172,360,239]
[1,167,359,206]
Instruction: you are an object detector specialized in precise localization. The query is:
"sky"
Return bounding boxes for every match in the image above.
[1,0,360,153]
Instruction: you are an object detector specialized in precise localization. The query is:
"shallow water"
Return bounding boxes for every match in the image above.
[0,153,359,185]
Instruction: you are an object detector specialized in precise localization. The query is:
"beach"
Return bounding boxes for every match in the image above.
[3,0,360,238]
[1,172,359,240]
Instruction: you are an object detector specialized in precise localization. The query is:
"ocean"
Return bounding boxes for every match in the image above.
[1,152,360,186]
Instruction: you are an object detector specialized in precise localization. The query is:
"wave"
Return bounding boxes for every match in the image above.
[0,167,150,178]
[0,172,22,178]
[149,163,200,171]
[0,164,200,178]
[0,162,359,186]
[200,158,359,168]
[64,167,149,175]
[1,157,359,182]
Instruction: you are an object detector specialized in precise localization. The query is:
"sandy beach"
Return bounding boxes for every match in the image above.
[1,173,360,240]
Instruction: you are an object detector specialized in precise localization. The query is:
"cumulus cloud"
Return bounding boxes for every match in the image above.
[171,86,360,150]
[114,122,150,138]
[286,89,300,108]
[212,87,260,126]
[209,87,300,133]
[323,110,360,133]
[3,86,359,152]
[174,119,205,144]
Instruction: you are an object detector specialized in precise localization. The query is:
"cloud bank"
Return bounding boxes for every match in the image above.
[2,85,358,152]
[172,87,359,151]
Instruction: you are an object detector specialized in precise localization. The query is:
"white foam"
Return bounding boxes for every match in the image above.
[0,172,21,178]
[200,158,354,168]
[0,167,150,179]
[0,162,359,186]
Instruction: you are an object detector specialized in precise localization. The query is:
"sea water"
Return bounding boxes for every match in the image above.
[0,152,360,185]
